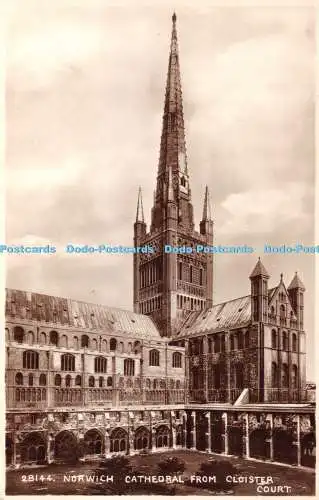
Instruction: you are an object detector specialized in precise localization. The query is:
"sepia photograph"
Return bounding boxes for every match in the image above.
[4,1,316,496]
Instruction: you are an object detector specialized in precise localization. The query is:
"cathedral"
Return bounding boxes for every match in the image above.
[5,14,315,470]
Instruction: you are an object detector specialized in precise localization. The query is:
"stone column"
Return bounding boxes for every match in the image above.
[184,340,190,404]
[222,412,229,455]
[151,426,156,452]
[104,430,110,458]
[296,414,301,466]
[203,336,209,403]
[205,411,212,453]
[46,433,54,464]
[172,427,177,449]
[191,411,196,450]
[244,413,250,458]
[171,411,177,449]
[182,411,187,448]
[12,433,17,467]
[128,412,135,455]
[14,435,21,468]
[266,414,274,460]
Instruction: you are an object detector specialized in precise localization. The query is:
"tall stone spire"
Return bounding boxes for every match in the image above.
[151,13,193,231]
[135,187,144,223]
[134,15,214,335]
[158,12,187,178]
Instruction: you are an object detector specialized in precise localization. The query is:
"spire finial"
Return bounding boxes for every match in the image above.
[280,273,283,282]
[202,186,212,221]
[136,187,145,223]
[172,12,177,23]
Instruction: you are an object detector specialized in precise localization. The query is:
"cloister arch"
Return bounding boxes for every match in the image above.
[20,432,46,464]
[134,426,150,450]
[273,429,295,464]
[54,431,78,463]
[83,429,104,456]
[156,425,171,448]
[109,428,128,453]
[249,428,269,460]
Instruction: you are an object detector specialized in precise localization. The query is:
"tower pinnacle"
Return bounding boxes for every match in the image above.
[202,186,212,221]
[135,187,144,223]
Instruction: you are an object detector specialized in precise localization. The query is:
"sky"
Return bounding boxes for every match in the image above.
[6,2,315,378]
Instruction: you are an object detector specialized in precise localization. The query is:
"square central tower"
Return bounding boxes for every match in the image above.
[133,14,213,337]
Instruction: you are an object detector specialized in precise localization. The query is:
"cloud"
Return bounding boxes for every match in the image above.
[220,183,310,235]
[8,21,104,90]
[7,156,87,191]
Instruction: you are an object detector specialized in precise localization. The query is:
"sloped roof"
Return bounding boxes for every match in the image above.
[288,273,306,291]
[249,258,270,278]
[5,288,161,339]
[176,295,251,338]
[268,287,277,302]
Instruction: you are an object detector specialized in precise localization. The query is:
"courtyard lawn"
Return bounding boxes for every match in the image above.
[6,450,315,496]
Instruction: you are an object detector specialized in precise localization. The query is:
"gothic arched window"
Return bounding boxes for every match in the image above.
[54,374,62,386]
[49,331,58,346]
[149,349,160,367]
[89,376,95,387]
[15,372,23,385]
[61,353,75,371]
[39,374,47,386]
[124,359,135,376]
[292,333,297,352]
[110,338,117,351]
[214,336,221,353]
[172,352,182,368]
[81,335,89,348]
[271,329,277,349]
[14,326,25,344]
[281,363,289,387]
[23,351,39,369]
[27,331,34,345]
[282,331,289,351]
[94,356,107,373]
